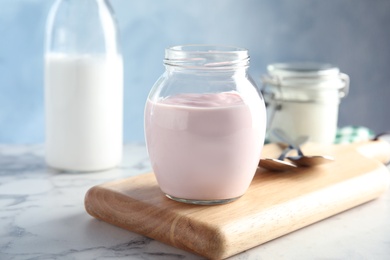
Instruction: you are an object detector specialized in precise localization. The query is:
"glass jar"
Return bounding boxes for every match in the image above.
[44,0,123,171]
[261,63,349,144]
[145,45,266,205]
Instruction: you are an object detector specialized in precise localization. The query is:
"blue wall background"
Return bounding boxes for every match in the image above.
[1,0,390,143]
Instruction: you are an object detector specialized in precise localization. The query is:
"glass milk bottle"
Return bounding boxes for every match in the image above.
[145,45,266,205]
[261,63,349,144]
[44,0,123,171]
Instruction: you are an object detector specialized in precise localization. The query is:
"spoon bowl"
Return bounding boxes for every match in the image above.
[259,158,297,171]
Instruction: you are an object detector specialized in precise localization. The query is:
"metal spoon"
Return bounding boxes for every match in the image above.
[272,128,335,167]
[259,136,308,171]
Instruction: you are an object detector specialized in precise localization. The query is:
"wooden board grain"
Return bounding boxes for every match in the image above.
[85,141,390,259]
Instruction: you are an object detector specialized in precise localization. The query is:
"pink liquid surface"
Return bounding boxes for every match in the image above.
[145,92,265,201]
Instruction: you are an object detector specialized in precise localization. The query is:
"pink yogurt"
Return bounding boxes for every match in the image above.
[145,92,265,201]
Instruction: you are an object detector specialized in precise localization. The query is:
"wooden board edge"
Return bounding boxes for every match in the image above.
[84,184,227,259]
[220,166,390,259]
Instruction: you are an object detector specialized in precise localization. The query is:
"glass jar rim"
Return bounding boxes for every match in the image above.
[164,44,249,69]
[168,44,248,53]
[267,62,340,78]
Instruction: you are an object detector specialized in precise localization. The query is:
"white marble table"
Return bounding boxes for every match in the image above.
[1,144,390,260]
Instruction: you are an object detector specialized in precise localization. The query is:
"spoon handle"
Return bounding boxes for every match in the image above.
[277,136,308,160]
[272,129,307,156]
[277,146,294,160]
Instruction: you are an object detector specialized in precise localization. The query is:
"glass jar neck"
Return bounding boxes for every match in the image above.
[46,0,119,55]
[265,62,343,88]
[164,45,250,71]
[262,62,350,103]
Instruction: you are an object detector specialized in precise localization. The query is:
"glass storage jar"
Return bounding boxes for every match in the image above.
[261,63,349,144]
[145,45,266,205]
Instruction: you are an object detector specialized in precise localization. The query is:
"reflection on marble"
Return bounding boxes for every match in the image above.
[1,144,390,260]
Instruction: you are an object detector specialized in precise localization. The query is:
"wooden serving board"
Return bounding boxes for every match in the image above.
[85,140,390,259]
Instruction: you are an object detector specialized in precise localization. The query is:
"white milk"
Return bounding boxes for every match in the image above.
[45,54,123,171]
